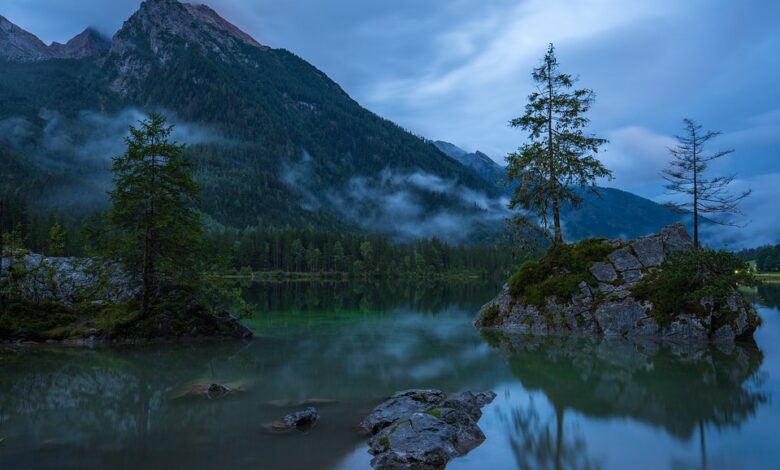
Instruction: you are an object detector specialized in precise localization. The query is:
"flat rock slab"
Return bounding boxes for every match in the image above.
[362,389,496,469]
[607,248,642,272]
[590,262,618,282]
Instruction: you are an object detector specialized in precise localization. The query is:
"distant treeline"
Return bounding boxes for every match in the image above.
[210,226,518,278]
[0,198,520,278]
[735,244,780,272]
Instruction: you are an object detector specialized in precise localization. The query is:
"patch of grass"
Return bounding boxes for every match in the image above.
[631,249,759,328]
[0,299,77,340]
[508,238,615,307]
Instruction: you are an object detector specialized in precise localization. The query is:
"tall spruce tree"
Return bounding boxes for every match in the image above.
[506,44,610,244]
[662,118,751,248]
[108,113,203,317]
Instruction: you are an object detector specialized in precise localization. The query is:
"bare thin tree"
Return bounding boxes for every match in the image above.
[662,118,751,248]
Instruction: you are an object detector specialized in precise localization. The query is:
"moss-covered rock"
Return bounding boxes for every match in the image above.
[474,224,759,342]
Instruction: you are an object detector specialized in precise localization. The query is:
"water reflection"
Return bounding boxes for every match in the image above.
[0,282,776,470]
[482,332,767,469]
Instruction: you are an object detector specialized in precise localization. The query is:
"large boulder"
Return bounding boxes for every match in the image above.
[1,253,139,306]
[361,389,496,469]
[474,224,758,342]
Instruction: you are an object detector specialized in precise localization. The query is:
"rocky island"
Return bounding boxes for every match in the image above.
[475,224,760,341]
[0,253,251,344]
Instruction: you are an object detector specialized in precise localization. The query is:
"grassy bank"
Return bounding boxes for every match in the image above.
[756,272,780,283]
[221,271,493,281]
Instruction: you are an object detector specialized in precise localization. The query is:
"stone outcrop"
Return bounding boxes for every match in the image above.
[474,224,758,341]
[1,253,253,343]
[360,389,496,469]
[1,253,140,306]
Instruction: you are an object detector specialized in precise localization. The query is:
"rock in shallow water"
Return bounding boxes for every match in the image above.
[361,389,495,469]
[266,407,320,434]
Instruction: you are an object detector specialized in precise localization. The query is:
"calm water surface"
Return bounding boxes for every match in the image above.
[1,281,779,469]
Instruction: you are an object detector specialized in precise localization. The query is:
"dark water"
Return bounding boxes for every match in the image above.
[1,280,779,470]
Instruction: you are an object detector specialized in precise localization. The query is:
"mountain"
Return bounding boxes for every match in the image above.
[49,28,111,60]
[434,141,697,240]
[0,16,109,61]
[0,0,500,240]
[0,0,693,243]
[433,141,505,185]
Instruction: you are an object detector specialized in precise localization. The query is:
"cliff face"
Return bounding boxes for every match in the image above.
[475,224,759,342]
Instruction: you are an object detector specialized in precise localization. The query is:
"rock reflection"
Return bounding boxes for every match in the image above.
[483,331,767,469]
[484,332,766,437]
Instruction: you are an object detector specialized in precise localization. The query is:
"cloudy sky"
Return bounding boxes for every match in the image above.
[4,0,779,244]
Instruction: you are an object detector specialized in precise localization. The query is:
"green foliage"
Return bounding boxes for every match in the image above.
[506,44,610,243]
[479,304,502,327]
[46,221,66,256]
[209,225,519,278]
[508,238,614,306]
[754,244,780,272]
[0,298,77,340]
[631,249,758,324]
[106,113,205,314]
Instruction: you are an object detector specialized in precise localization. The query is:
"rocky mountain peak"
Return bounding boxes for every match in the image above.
[111,0,264,57]
[107,0,267,95]
[50,27,111,59]
[0,15,53,62]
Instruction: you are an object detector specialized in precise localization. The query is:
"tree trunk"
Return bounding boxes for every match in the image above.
[692,128,699,249]
[547,59,563,244]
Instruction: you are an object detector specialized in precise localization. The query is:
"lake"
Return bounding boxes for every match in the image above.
[1,280,779,469]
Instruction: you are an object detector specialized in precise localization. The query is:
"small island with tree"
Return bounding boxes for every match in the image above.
[476,44,760,342]
[0,114,251,343]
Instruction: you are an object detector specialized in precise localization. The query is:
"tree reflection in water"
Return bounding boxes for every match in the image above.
[483,332,767,470]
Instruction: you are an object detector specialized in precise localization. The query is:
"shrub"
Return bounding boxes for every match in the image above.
[508,238,614,306]
[631,249,758,325]
[479,304,502,326]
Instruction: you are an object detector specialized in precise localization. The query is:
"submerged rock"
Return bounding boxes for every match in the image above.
[266,407,320,433]
[361,389,495,469]
[474,224,758,342]
[174,382,236,399]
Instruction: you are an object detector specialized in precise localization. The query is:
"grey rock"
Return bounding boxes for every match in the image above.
[659,223,693,255]
[662,315,709,341]
[630,237,665,268]
[607,248,643,272]
[364,389,494,469]
[712,325,735,341]
[622,269,644,285]
[594,299,650,336]
[282,407,319,429]
[590,262,618,282]
[359,389,446,434]
[1,253,139,307]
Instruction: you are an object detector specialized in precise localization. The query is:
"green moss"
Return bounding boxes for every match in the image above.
[631,249,758,327]
[507,238,614,307]
[377,435,389,449]
[425,408,442,418]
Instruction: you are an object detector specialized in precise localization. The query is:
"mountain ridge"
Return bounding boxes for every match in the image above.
[0,0,694,243]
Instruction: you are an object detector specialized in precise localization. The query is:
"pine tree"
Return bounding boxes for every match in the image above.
[47,221,66,257]
[506,43,610,244]
[107,113,204,317]
[662,118,751,248]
